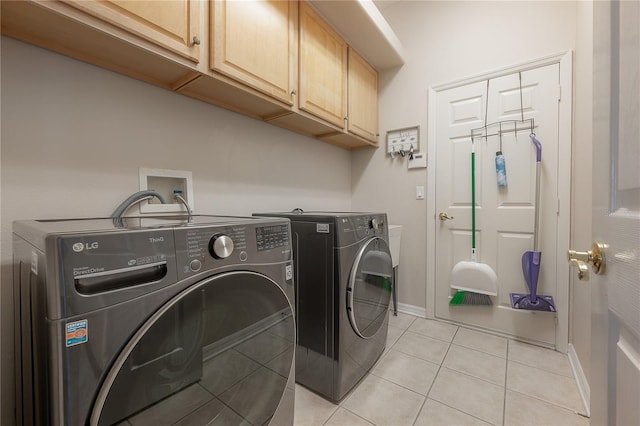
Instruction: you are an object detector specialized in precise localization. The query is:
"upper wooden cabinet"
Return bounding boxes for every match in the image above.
[1,0,380,149]
[1,0,203,90]
[347,47,379,142]
[211,0,297,106]
[298,2,348,129]
[63,0,202,63]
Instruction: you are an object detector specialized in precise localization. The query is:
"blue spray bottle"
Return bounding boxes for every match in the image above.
[496,151,507,187]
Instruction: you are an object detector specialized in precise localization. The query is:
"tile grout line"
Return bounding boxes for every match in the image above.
[506,387,590,417]
[505,342,586,420]
[508,357,575,379]
[502,339,510,426]
[386,314,427,426]
[410,325,459,426]
[360,314,586,426]
[322,405,371,426]
[347,313,417,426]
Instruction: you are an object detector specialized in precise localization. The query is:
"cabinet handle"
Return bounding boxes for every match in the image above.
[192,36,201,46]
[290,90,297,96]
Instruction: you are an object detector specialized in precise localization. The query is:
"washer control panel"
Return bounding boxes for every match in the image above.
[182,226,247,261]
[174,220,291,279]
[256,224,289,252]
[208,234,234,259]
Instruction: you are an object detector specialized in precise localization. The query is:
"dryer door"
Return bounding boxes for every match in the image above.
[347,237,393,339]
[90,271,295,426]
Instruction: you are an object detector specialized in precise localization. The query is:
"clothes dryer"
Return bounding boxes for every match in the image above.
[13,215,295,425]
[254,211,392,402]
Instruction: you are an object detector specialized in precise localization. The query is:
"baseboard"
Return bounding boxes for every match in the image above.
[396,303,427,318]
[568,343,590,417]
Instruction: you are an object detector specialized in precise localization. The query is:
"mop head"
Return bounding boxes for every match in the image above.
[510,293,556,312]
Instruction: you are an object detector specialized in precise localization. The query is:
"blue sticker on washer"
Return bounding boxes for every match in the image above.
[66,319,88,347]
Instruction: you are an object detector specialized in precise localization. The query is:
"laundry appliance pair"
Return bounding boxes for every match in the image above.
[13,215,295,425]
[255,210,394,402]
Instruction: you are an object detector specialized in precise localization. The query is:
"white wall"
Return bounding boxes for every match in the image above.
[352,0,592,375]
[0,36,352,425]
[353,0,579,311]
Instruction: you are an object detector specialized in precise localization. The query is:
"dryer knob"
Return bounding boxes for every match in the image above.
[209,234,234,259]
[370,218,381,230]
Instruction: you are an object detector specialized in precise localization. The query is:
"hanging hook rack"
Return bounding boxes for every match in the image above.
[470,118,536,141]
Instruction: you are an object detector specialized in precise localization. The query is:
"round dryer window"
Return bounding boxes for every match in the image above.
[347,237,393,339]
[90,271,295,425]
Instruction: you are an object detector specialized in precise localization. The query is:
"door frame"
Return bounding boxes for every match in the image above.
[426,51,573,352]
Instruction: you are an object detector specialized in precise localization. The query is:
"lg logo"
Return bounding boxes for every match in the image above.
[72,242,99,253]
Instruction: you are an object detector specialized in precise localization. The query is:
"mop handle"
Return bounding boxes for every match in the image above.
[530,135,542,251]
[471,139,477,258]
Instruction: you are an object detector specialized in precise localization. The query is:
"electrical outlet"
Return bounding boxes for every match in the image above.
[139,168,194,213]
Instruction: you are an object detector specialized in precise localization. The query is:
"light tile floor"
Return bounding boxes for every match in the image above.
[294,313,589,426]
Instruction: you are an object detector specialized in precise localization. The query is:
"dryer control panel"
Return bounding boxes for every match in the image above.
[336,214,388,247]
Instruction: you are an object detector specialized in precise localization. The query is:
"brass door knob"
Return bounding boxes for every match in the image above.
[567,242,606,281]
[439,212,454,221]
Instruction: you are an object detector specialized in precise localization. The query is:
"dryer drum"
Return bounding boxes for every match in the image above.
[347,237,393,339]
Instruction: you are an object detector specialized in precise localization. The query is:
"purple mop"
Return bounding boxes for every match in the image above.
[510,134,556,312]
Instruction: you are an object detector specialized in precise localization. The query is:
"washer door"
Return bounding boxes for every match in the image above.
[347,237,393,339]
[90,271,294,426]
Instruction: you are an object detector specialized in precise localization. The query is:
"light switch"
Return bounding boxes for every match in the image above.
[416,186,425,200]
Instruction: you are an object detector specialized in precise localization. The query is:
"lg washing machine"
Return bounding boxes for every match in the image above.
[254,210,393,402]
[13,215,295,425]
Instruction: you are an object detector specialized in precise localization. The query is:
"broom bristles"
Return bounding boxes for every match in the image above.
[449,291,493,306]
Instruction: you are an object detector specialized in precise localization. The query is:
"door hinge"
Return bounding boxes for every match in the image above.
[557,198,561,215]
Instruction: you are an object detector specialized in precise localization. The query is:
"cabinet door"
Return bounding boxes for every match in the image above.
[62,1,201,63]
[299,2,347,128]
[212,0,297,106]
[348,48,379,142]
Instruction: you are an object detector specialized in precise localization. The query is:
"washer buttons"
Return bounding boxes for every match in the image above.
[189,259,202,272]
[239,251,248,262]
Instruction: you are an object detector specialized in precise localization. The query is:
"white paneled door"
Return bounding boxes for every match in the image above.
[590,1,640,424]
[434,64,563,346]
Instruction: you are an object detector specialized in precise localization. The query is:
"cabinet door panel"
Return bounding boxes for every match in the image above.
[299,2,347,128]
[212,0,297,105]
[63,0,201,62]
[348,48,378,142]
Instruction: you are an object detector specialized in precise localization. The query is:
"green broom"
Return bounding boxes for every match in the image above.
[449,290,493,306]
[449,137,496,307]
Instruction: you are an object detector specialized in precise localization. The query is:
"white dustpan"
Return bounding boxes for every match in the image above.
[451,251,498,296]
[450,137,498,297]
